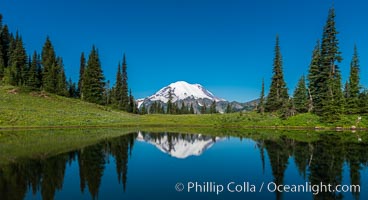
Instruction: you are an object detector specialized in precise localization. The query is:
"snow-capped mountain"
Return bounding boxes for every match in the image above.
[136,132,221,159]
[137,81,224,107]
[137,80,257,113]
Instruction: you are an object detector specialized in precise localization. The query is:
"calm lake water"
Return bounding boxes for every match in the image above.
[1,129,368,200]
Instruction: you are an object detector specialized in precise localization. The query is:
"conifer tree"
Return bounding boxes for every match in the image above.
[258,79,265,114]
[307,41,321,112]
[293,76,308,113]
[149,102,155,114]
[114,62,123,109]
[3,33,15,84]
[265,35,288,112]
[78,52,86,98]
[281,98,295,119]
[190,104,195,114]
[1,25,11,68]
[56,57,68,96]
[103,80,111,105]
[121,54,129,111]
[67,78,78,98]
[128,89,137,113]
[0,42,4,80]
[83,46,105,104]
[201,102,207,114]
[226,103,232,113]
[180,101,187,114]
[35,53,43,88]
[141,104,147,115]
[318,7,343,121]
[27,51,39,89]
[210,100,217,114]
[41,37,58,93]
[358,90,368,114]
[172,103,178,114]
[0,15,4,79]
[0,24,11,80]
[161,105,165,114]
[343,81,349,99]
[167,90,173,114]
[6,33,27,86]
[346,45,360,114]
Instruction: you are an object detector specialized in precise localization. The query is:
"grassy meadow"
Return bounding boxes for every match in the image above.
[0,85,367,129]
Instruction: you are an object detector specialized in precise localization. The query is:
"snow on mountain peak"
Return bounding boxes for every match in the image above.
[144,81,225,103]
[136,132,222,159]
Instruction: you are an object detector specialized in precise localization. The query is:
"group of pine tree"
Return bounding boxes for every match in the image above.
[2,7,367,119]
[0,13,222,115]
[0,13,138,113]
[258,7,367,122]
[143,90,220,115]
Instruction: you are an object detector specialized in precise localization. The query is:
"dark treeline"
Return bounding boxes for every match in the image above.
[258,7,367,122]
[0,13,138,113]
[1,132,367,200]
[144,92,219,115]
[146,101,196,115]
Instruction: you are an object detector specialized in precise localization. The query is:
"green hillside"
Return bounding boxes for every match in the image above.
[0,86,140,127]
[1,85,367,129]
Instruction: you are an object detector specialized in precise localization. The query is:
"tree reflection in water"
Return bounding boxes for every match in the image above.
[0,131,367,200]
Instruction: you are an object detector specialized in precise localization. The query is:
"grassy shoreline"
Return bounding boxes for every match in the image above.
[0,123,367,131]
[1,126,367,166]
[1,85,367,130]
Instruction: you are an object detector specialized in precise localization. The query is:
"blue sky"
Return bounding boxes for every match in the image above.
[1,0,367,102]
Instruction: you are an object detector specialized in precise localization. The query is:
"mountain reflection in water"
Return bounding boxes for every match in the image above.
[0,131,367,200]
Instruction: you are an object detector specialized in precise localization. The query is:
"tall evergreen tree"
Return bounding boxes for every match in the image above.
[141,104,147,115]
[293,76,308,113]
[307,40,321,112]
[114,62,123,109]
[103,80,111,105]
[258,78,265,114]
[346,45,360,114]
[0,42,4,80]
[265,35,289,112]
[343,81,349,99]
[318,7,343,121]
[190,104,195,114]
[167,90,173,114]
[121,54,129,111]
[201,102,207,114]
[27,51,40,89]
[210,100,217,114]
[149,102,155,114]
[35,53,43,88]
[78,52,86,98]
[56,57,68,96]
[41,37,58,93]
[0,14,2,32]
[1,25,11,69]
[226,103,232,114]
[0,14,5,80]
[0,24,11,80]
[0,15,4,79]
[82,46,105,104]
[358,90,368,114]
[128,89,137,113]
[180,101,187,114]
[67,78,78,98]
[6,33,27,86]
